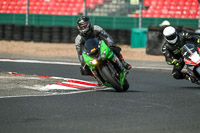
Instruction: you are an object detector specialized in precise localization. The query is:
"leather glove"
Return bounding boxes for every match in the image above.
[172,59,181,66]
[197,38,200,44]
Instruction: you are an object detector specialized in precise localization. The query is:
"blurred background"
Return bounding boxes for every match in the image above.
[0,0,199,55]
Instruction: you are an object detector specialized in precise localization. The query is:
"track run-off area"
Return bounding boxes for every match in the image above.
[0,58,200,133]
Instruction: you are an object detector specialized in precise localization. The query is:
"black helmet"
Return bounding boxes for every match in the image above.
[77,16,92,34]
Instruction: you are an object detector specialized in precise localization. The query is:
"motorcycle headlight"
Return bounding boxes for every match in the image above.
[89,59,98,65]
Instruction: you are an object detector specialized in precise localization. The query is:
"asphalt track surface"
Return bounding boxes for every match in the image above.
[0,58,200,133]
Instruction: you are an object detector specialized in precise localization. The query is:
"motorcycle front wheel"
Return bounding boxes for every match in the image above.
[101,65,123,92]
[123,79,129,92]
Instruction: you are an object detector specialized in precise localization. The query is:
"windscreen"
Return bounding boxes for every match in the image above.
[83,38,100,58]
[182,44,197,57]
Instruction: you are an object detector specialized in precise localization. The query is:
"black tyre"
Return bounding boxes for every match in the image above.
[42,26,52,42]
[101,65,123,92]
[123,79,129,91]
[24,25,33,42]
[4,24,14,41]
[52,26,62,43]
[0,24,5,40]
[33,26,42,42]
[13,25,24,41]
[62,27,71,43]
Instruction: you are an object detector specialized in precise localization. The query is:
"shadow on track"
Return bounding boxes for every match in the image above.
[181,86,200,90]
[99,89,143,93]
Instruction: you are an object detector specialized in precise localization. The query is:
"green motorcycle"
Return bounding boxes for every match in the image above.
[82,38,129,92]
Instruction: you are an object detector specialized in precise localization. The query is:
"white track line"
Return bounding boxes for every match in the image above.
[134,66,172,70]
[0,59,80,65]
[0,87,112,99]
[0,59,171,70]
[0,76,40,79]
[41,84,80,91]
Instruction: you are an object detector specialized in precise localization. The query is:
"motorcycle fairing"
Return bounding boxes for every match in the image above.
[189,51,200,63]
[183,44,200,66]
[82,52,96,67]
[184,58,198,65]
[99,40,113,61]
[120,68,126,85]
[82,40,114,67]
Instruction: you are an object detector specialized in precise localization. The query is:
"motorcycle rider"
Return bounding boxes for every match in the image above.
[75,16,132,76]
[162,26,200,82]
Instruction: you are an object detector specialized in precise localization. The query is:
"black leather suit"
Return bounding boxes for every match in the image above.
[162,32,200,79]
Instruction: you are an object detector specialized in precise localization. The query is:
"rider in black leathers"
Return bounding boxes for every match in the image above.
[75,16,132,75]
[162,26,200,82]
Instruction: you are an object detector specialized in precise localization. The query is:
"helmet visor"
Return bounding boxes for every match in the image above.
[78,23,89,31]
[165,32,177,41]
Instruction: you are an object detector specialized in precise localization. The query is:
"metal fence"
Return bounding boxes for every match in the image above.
[0,0,199,28]
[0,13,198,29]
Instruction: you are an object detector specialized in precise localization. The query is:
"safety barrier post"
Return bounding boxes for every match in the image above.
[26,0,29,25]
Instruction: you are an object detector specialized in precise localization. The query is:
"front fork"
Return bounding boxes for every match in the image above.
[110,54,123,71]
[90,67,104,86]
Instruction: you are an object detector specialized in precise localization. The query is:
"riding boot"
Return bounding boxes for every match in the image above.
[185,74,196,83]
[119,54,132,70]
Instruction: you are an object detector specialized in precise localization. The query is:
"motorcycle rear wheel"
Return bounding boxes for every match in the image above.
[101,65,123,92]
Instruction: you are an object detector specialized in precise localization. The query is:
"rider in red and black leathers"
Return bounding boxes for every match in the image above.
[75,16,132,75]
[162,26,200,81]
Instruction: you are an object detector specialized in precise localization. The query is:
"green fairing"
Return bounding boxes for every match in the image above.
[104,82,112,87]
[100,40,113,60]
[82,40,113,68]
[120,68,126,85]
[82,53,95,67]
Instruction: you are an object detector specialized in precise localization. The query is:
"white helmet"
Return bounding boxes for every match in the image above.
[195,29,200,34]
[163,26,178,44]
